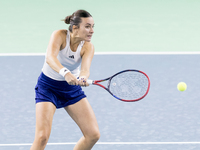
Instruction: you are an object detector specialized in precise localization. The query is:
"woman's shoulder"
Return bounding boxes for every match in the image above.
[83,41,94,48]
[81,41,94,56]
[51,29,67,37]
[48,30,68,49]
[82,41,94,51]
[50,30,68,46]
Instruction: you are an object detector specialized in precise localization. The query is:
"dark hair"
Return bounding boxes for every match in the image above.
[63,10,92,32]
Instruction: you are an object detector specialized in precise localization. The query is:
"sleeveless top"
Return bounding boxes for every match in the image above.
[42,30,85,81]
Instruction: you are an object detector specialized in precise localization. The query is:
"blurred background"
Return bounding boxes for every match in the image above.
[0,0,200,54]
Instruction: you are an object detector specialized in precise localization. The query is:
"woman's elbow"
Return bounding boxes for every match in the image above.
[45,54,54,65]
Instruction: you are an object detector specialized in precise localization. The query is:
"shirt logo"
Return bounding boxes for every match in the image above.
[69,55,74,59]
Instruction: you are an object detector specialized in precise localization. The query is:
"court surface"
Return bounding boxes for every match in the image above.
[0,54,200,150]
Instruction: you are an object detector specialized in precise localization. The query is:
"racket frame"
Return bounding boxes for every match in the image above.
[88,69,150,102]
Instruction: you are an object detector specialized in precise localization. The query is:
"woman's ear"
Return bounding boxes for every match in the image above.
[72,25,79,36]
[73,25,78,31]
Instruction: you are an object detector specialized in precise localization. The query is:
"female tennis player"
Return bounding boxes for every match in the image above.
[30,10,100,150]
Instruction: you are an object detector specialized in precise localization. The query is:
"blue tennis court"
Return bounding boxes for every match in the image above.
[0,54,200,150]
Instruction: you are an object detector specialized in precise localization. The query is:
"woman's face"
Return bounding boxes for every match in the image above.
[75,17,94,42]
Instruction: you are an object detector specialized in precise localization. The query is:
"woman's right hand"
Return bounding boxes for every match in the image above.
[64,72,79,85]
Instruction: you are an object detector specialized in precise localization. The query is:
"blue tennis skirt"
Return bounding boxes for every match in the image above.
[35,72,86,109]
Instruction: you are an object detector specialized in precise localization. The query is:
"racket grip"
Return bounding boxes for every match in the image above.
[87,79,93,85]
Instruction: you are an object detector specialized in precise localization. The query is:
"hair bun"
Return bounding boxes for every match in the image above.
[64,15,72,24]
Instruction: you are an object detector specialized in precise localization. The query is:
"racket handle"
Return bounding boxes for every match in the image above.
[87,79,93,85]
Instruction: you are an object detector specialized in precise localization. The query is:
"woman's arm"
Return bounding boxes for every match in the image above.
[79,42,95,86]
[46,30,79,85]
[46,30,64,72]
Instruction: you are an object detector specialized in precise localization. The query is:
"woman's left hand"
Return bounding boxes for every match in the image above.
[78,76,89,87]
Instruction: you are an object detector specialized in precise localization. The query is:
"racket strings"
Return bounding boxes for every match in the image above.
[109,71,149,100]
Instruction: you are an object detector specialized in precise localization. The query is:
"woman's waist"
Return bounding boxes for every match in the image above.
[37,72,79,91]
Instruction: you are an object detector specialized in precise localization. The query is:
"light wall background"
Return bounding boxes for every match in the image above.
[0,0,200,53]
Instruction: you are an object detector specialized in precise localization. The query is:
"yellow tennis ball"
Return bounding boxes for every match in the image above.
[177,82,187,91]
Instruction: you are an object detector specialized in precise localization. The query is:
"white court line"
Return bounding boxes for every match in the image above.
[94,52,200,55]
[0,52,200,56]
[0,53,46,56]
[1,142,200,146]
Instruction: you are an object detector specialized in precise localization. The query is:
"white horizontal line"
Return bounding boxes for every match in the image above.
[0,52,200,56]
[1,142,200,146]
[94,52,200,55]
[0,53,46,56]
[97,142,200,145]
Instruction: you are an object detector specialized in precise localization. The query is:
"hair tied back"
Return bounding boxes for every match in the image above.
[63,15,72,24]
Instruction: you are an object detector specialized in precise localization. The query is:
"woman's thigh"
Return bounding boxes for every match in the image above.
[35,102,56,135]
[64,98,99,137]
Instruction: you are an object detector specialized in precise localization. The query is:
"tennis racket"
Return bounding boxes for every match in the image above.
[87,69,150,102]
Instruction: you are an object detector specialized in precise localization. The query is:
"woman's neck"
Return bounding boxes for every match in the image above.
[70,33,82,52]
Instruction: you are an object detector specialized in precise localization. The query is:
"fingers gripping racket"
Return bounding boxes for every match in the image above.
[87,70,150,102]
